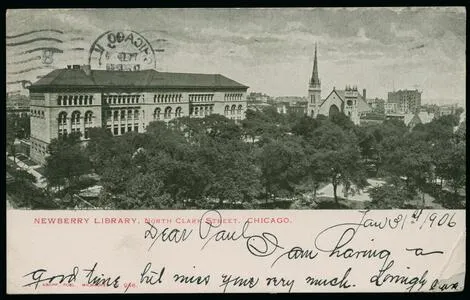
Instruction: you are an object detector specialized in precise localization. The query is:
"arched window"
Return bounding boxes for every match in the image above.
[71,111,81,134]
[58,112,67,125]
[164,107,172,119]
[231,105,236,115]
[154,108,161,120]
[84,111,93,125]
[194,107,199,116]
[224,105,230,116]
[63,95,68,105]
[58,112,68,137]
[237,105,243,114]
[71,111,81,125]
[84,111,93,139]
[57,95,62,105]
[175,107,182,117]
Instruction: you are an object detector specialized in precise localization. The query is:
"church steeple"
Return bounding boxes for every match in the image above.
[310,43,320,87]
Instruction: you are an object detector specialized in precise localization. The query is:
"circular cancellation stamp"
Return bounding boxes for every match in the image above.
[88,30,156,71]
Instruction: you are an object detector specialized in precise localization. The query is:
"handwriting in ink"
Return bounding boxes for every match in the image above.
[271,246,319,267]
[144,222,193,251]
[140,263,165,285]
[370,260,428,292]
[198,210,284,258]
[173,272,210,285]
[265,276,295,292]
[220,274,259,293]
[305,267,353,289]
[429,279,460,291]
[406,248,444,256]
[22,267,79,289]
[83,263,120,288]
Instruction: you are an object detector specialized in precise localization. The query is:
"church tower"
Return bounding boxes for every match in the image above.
[307,43,321,118]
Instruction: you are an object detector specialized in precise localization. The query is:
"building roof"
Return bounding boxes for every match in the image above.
[29,68,248,90]
[321,89,372,113]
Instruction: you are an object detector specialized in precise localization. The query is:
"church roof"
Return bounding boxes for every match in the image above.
[29,68,248,90]
[320,89,372,113]
[309,44,321,86]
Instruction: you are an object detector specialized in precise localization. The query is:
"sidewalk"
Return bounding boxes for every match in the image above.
[7,155,47,189]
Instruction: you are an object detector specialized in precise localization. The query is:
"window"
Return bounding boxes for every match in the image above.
[113,110,119,121]
[128,125,132,132]
[71,111,81,125]
[134,109,139,119]
[194,107,199,116]
[58,112,67,137]
[68,96,72,106]
[238,105,243,115]
[57,95,62,106]
[58,112,67,125]
[85,111,93,125]
[164,106,172,119]
[224,105,229,116]
[120,126,125,135]
[175,107,182,117]
[128,110,133,119]
[154,108,161,120]
[231,105,236,115]
[121,110,126,120]
[113,126,119,135]
[89,95,93,105]
[73,96,78,105]
[79,95,83,105]
[134,125,139,132]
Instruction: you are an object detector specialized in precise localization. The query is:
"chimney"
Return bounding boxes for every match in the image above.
[363,88,366,100]
[81,65,91,76]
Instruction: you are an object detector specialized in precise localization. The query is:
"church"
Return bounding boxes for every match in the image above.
[307,45,371,124]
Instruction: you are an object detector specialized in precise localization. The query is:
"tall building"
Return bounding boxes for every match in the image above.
[307,43,321,117]
[28,65,248,164]
[387,89,422,114]
[306,45,371,124]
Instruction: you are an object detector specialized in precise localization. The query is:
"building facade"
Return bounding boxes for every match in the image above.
[28,65,248,164]
[387,89,422,114]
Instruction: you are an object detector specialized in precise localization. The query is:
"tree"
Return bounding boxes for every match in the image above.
[368,183,408,209]
[434,139,466,203]
[44,132,91,191]
[259,135,306,201]
[310,121,368,205]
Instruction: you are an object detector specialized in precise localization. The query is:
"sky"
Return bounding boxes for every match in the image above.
[6,7,466,105]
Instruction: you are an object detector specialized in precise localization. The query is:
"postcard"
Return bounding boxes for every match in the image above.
[5,7,466,294]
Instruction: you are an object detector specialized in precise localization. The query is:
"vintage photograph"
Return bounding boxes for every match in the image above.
[6,8,466,210]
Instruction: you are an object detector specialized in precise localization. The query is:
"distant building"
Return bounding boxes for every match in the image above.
[387,89,422,114]
[360,112,385,126]
[306,44,371,125]
[367,98,385,114]
[247,101,271,112]
[247,92,271,103]
[7,93,30,117]
[438,104,460,117]
[274,101,307,116]
[384,102,399,114]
